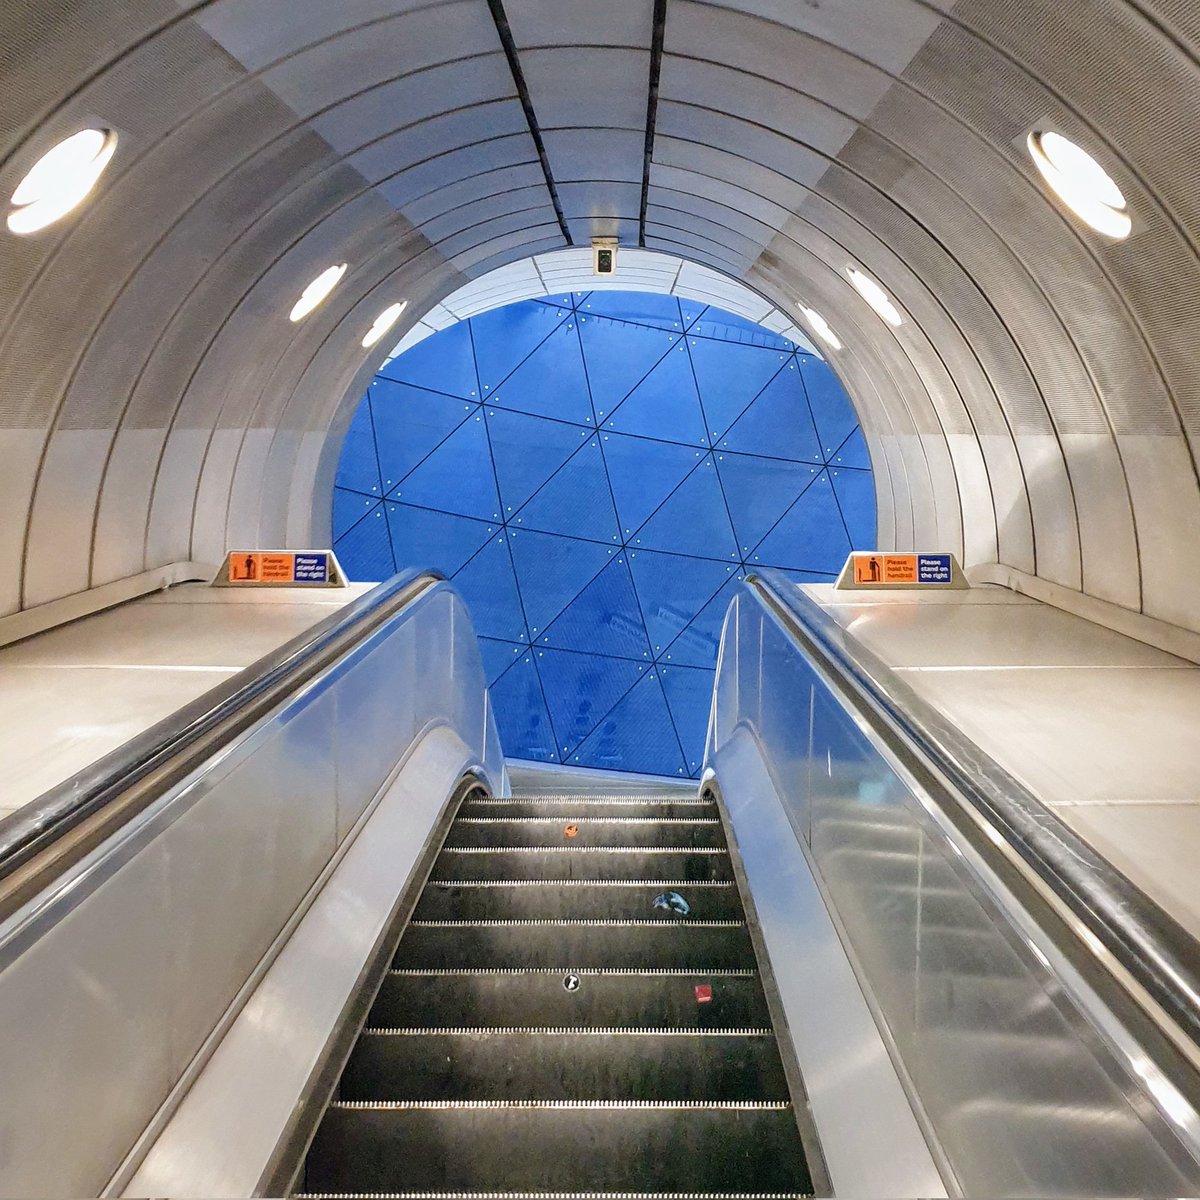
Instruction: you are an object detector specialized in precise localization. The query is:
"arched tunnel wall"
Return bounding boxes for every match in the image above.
[3,1,1200,642]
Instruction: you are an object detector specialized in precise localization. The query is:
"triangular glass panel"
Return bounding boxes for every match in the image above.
[379,320,479,400]
[385,502,496,576]
[490,652,558,763]
[830,467,878,548]
[603,342,708,446]
[578,317,676,421]
[393,412,501,522]
[570,670,687,777]
[450,532,528,642]
[633,455,738,561]
[716,451,822,555]
[627,549,735,657]
[487,407,589,517]
[802,357,859,458]
[333,503,394,582]
[370,379,475,492]
[478,637,527,686]
[538,556,651,661]
[829,426,871,470]
[508,528,615,636]
[718,358,823,463]
[678,300,707,330]
[471,302,568,394]
[601,433,705,538]
[334,397,382,496]
[488,318,595,426]
[686,338,787,441]
[661,575,742,669]
[535,649,647,757]
[750,471,853,574]
[580,292,683,332]
[333,486,380,539]
[514,438,621,544]
[659,663,717,776]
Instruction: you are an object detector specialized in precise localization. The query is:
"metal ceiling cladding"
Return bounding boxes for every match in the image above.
[333,292,873,779]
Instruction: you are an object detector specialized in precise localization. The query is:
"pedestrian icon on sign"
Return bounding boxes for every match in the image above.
[229,553,259,582]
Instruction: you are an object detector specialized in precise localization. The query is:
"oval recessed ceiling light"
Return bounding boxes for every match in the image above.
[798,305,843,352]
[290,263,347,323]
[362,299,409,349]
[7,128,118,235]
[1027,130,1131,240]
[846,267,903,327]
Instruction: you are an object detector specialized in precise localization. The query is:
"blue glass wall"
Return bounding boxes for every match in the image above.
[333,291,874,778]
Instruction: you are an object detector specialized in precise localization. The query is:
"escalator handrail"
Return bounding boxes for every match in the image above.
[0,568,445,899]
[746,567,1200,1057]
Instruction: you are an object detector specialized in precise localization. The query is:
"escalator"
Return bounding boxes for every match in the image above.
[7,566,1200,1197]
[301,788,817,1195]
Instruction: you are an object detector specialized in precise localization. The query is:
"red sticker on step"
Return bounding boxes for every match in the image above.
[695,984,713,1003]
[564,824,579,839]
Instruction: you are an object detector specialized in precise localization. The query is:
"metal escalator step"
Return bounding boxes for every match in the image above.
[299,1192,811,1198]
[392,919,756,972]
[446,819,726,850]
[462,797,717,820]
[304,1102,813,1194]
[339,1027,788,1102]
[370,967,767,1029]
[414,880,743,921]
[432,847,733,882]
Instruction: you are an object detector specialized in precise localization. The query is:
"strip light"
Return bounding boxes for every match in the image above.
[846,267,903,328]
[7,129,118,234]
[799,305,843,352]
[290,264,347,323]
[362,300,409,349]
[1027,131,1131,240]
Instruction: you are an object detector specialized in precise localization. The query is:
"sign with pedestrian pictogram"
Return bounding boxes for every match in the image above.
[837,552,966,590]
[214,550,346,588]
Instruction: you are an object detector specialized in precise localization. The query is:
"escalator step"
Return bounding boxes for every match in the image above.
[447,817,726,850]
[463,796,717,820]
[304,1102,813,1193]
[432,847,734,881]
[414,880,744,921]
[392,919,757,971]
[370,967,769,1029]
[339,1027,789,1101]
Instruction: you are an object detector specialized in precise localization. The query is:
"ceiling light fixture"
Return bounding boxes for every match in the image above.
[846,267,903,327]
[799,305,842,351]
[1027,130,1131,240]
[7,128,118,235]
[362,299,409,349]
[290,263,347,323]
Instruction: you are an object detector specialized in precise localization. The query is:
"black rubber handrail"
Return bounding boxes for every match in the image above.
[747,567,1200,1056]
[0,568,444,891]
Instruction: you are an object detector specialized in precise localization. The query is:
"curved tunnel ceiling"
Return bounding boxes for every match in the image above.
[3,1,1200,642]
[383,248,823,360]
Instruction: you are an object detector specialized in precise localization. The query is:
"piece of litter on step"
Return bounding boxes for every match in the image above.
[653,890,690,916]
[695,984,713,1003]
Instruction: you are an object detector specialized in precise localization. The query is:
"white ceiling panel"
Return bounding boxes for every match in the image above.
[520,48,651,130]
[348,101,529,182]
[541,129,646,184]
[505,0,654,48]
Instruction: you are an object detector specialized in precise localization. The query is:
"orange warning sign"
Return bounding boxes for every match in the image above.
[853,554,918,585]
[228,552,296,584]
[563,824,579,839]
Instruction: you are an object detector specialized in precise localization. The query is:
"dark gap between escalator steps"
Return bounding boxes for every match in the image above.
[299,789,815,1196]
